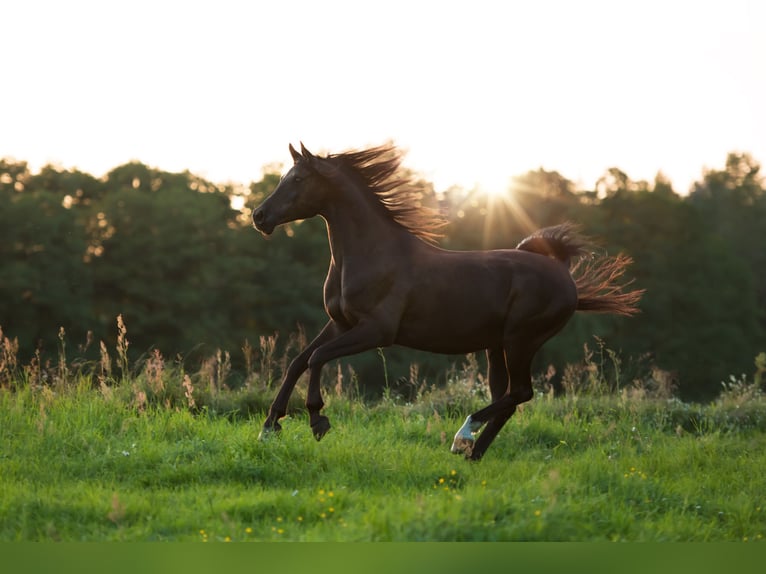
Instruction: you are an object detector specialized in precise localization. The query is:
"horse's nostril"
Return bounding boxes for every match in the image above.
[253,209,265,225]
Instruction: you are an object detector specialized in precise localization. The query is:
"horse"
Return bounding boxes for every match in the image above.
[252,142,643,460]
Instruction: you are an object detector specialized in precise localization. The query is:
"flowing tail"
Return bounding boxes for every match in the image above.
[516,223,644,316]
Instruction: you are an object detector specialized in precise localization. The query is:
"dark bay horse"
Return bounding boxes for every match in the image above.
[253,143,643,460]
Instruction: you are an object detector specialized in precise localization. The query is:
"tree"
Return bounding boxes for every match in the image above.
[0,175,93,357]
[690,152,766,335]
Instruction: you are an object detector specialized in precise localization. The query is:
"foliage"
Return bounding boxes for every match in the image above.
[1,153,765,399]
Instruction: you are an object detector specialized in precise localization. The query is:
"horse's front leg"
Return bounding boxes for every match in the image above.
[303,318,395,439]
[306,365,331,440]
[260,321,341,439]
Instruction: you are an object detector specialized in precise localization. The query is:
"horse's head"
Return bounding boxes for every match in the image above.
[253,143,335,235]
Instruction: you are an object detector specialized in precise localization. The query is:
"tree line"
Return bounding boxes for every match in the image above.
[1,152,764,400]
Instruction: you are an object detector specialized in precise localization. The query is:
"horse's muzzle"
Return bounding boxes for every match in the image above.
[252,208,275,235]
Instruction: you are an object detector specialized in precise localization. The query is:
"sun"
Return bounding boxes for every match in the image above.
[476,180,511,199]
[475,183,539,247]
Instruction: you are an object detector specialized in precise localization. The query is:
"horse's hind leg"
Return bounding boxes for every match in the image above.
[451,347,509,456]
[452,343,536,460]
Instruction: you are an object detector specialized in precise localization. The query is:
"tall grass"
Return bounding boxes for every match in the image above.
[0,320,764,541]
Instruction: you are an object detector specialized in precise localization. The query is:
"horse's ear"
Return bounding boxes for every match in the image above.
[289,143,302,164]
[298,142,334,175]
[300,142,315,159]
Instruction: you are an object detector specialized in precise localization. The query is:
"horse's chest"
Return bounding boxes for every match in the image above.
[323,264,389,325]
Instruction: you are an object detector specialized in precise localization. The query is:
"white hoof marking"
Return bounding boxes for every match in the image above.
[450,415,482,455]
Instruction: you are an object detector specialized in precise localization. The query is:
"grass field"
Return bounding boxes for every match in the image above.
[1,350,765,542]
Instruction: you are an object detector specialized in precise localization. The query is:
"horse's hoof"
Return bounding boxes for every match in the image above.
[467,449,484,462]
[450,435,474,457]
[258,421,282,441]
[450,415,479,455]
[311,416,331,441]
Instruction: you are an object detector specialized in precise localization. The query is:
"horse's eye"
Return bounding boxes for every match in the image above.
[294,176,303,183]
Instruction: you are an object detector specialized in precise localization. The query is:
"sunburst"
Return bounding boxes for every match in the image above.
[478,186,538,249]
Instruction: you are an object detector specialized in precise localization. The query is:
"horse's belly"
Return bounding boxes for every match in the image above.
[394,304,505,354]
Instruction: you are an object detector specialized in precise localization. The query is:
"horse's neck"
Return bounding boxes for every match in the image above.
[322,195,409,263]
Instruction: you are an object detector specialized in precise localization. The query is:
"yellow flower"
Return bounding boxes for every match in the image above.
[534,510,542,517]
[276,516,283,523]
[328,491,334,497]
[450,470,457,476]
[277,529,284,535]
[297,516,304,522]
[245,527,253,534]
[329,507,335,513]
[438,477,445,484]
[224,536,231,542]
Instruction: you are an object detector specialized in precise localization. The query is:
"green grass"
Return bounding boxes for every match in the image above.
[1,375,765,542]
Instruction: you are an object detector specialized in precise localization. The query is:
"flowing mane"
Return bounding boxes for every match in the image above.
[326,144,446,243]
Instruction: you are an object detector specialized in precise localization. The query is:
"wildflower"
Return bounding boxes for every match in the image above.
[277,529,284,535]
[534,510,542,517]
[224,536,231,542]
[276,516,283,523]
[297,516,303,522]
[438,478,445,484]
[328,491,334,497]
[320,513,326,519]
[245,527,252,534]
[450,470,457,476]
[328,507,335,513]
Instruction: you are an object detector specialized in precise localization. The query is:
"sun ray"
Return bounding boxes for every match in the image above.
[479,187,538,249]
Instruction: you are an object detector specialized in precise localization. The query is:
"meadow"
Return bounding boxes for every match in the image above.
[1,334,765,542]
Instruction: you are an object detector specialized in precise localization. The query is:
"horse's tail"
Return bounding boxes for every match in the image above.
[516,223,644,316]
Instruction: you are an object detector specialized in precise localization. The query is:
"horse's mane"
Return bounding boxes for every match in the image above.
[325,144,446,243]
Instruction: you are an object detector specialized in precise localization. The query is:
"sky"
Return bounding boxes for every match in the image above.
[3,0,765,195]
